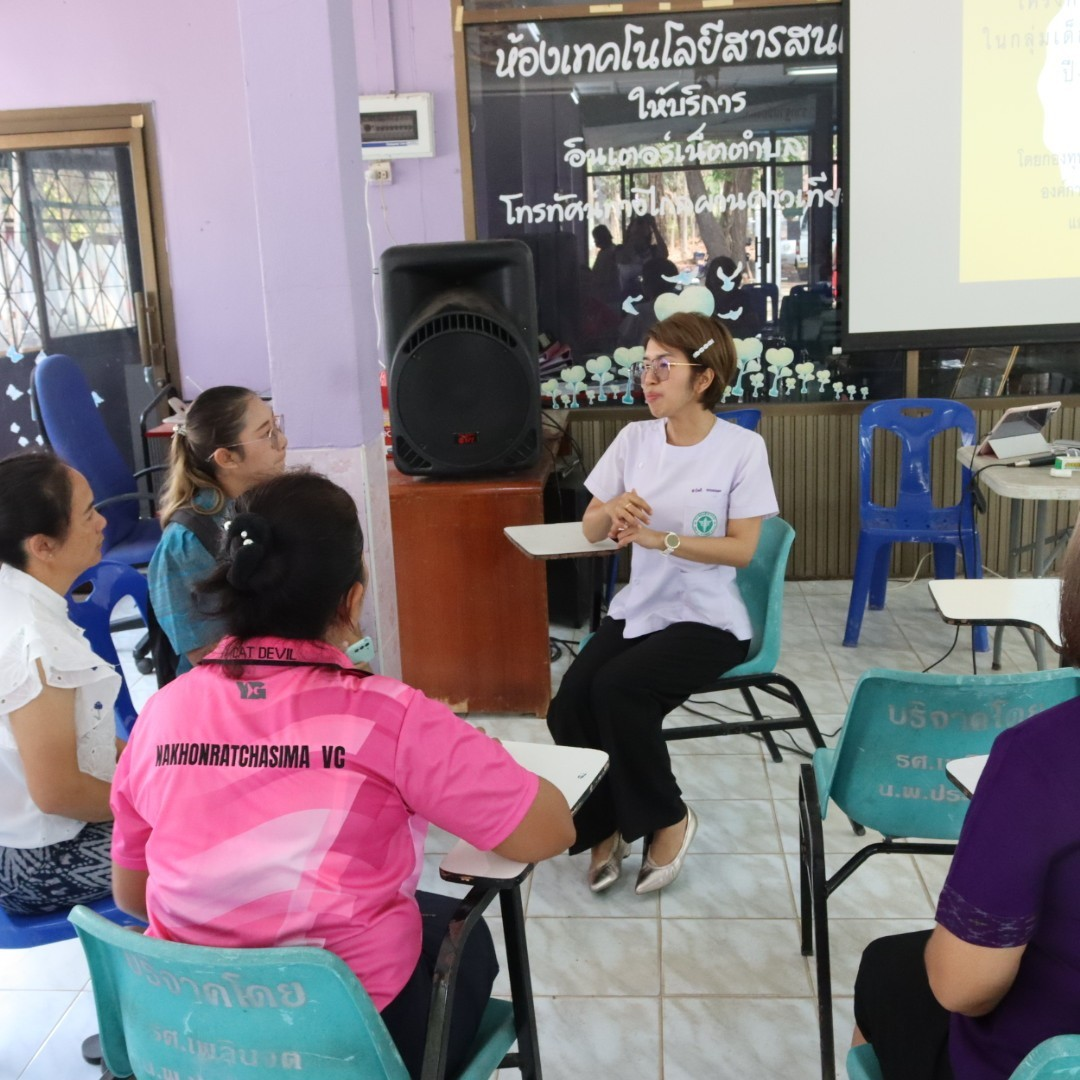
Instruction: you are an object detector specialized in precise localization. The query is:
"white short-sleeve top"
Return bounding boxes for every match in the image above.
[0,563,120,848]
[586,417,779,640]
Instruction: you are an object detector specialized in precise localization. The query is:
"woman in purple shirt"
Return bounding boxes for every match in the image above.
[853,531,1080,1079]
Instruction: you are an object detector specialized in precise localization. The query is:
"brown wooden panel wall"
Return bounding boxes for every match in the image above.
[567,403,1080,580]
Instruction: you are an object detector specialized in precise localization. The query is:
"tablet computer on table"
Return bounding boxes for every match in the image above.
[975,401,1060,458]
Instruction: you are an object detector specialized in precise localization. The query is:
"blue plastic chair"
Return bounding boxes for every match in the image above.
[0,893,143,951]
[844,398,988,650]
[33,354,164,566]
[605,408,763,609]
[66,560,150,739]
[663,517,826,762]
[69,904,518,1080]
[1,895,145,1076]
[799,666,1080,1080]
[849,1034,1080,1079]
[715,407,762,431]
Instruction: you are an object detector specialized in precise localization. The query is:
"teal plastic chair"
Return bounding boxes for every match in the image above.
[663,516,826,762]
[845,1043,883,1080]
[69,905,518,1080]
[848,1034,1080,1079]
[1011,1035,1080,1078]
[799,666,1080,1080]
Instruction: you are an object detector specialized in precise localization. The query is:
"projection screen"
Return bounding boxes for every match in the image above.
[843,0,1080,349]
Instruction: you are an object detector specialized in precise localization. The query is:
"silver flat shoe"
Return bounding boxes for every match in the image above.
[587,834,632,893]
[635,806,698,895]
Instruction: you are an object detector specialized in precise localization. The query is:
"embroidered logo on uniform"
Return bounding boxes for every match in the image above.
[691,511,718,536]
[237,681,267,700]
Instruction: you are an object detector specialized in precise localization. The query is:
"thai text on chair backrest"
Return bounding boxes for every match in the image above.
[69,905,410,1080]
[824,668,1080,841]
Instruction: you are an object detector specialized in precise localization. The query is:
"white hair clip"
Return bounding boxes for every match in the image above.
[242,538,254,546]
[164,396,190,436]
[239,531,248,539]
[693,339,715,359]
[223,520,231,531]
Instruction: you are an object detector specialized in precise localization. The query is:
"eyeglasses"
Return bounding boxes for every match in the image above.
[223,414,286,453]
[632,359,700,382]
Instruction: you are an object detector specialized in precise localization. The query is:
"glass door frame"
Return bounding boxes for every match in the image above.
[0,104,176,388]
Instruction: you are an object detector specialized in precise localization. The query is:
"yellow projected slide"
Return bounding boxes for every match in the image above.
[961,0,1080,283]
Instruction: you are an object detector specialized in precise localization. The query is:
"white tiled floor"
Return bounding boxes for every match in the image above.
[0,581,1042,1079]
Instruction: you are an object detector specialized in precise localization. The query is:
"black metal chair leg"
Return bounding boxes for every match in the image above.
[797,767,814,958]
[500,884,542,1080]
[761,729,783,763]
[800,765,836,1080]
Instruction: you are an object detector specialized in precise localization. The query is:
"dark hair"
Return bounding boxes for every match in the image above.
[0,452,74,570]
[642,258,678,300]
[644,311,736,411]
[1059,525,1080,665]
[592,225,613,248]
[159,386,255,525]
[699,254,743,298]
[197,470,365,643]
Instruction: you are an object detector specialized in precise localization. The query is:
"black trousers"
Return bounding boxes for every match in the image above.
[380,890,499,1080]
[854,930,954,1080]
[547,617,749,853]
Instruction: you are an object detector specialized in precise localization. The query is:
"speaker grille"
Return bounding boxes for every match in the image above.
[401,312,516,356]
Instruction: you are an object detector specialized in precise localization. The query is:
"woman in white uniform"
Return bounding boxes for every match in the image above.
[547,312,778,895]
[0,452,119,914]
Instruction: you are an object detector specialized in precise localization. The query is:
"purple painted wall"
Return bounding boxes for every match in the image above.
[0,0,268,392]
[354,0,465,253]
[0,0,464,402]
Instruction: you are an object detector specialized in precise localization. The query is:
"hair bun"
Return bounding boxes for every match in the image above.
[224,512,273,591]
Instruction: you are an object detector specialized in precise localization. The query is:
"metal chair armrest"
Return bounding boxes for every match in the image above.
[132,463,168,481]
[93,491,159,512]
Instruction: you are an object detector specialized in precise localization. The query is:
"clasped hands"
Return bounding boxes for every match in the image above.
[604,489,665,550]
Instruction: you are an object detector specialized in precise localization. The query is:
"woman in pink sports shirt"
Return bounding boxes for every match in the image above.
[109,470,574,1078]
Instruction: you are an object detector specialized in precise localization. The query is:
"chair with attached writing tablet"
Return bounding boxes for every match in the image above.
[663,516,826,764]
[799,666,1080,1080]
[844,398,989,650]
[69,902,519,1080]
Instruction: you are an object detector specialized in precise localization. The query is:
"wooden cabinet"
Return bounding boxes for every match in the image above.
[387,456,554,716]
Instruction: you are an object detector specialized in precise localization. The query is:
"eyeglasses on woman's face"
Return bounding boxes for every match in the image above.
[228,414,286,451]
[632,359,699,382]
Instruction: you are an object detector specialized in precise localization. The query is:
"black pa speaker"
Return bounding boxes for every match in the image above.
[381,239,541,476]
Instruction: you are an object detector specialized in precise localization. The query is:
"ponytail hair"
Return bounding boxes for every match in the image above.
[158,386,254,525]
[197,470,365,643]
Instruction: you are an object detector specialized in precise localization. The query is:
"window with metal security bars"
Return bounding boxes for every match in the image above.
[1,148,136,357]
[0,108,171,465]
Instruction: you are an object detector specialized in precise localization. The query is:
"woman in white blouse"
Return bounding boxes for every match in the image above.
[548,313,779,896]
[0,452,119,914]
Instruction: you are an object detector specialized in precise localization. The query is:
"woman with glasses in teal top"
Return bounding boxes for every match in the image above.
[547,312,778,897]
[149,387,288,676]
